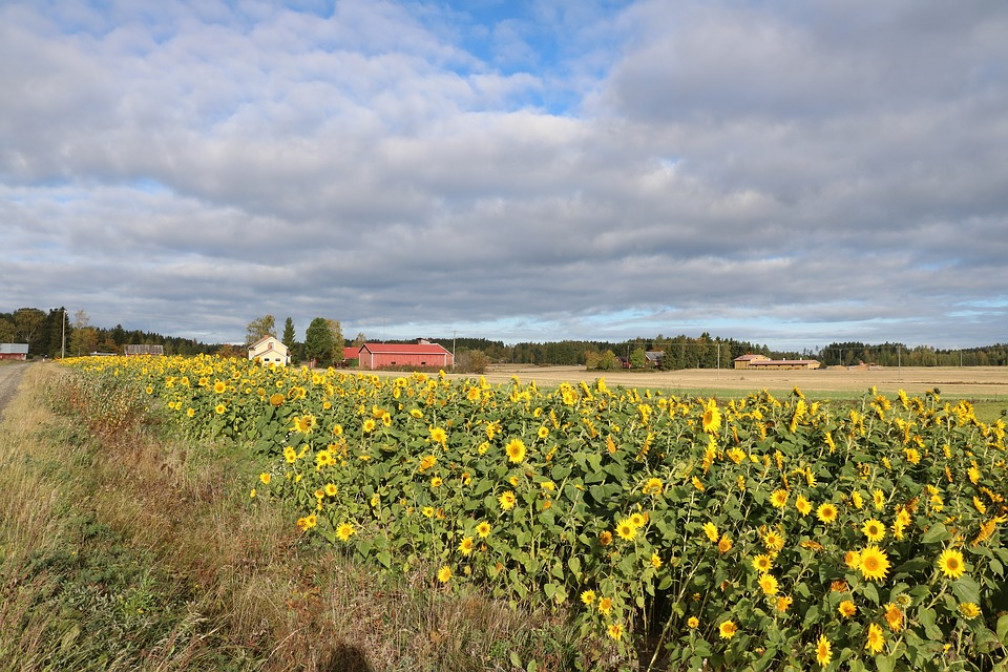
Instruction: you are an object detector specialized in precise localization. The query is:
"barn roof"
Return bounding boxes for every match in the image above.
[361,342,451,355]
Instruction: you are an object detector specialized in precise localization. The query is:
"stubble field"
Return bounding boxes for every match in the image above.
[468,364,1008,398]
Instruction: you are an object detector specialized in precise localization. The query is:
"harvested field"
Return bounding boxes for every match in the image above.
[464,364,1008,398]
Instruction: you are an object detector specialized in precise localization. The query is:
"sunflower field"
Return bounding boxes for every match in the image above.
[63,355,1008,671]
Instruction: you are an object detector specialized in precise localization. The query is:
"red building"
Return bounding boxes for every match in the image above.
[0,343,29,360]
[357,341,453,370]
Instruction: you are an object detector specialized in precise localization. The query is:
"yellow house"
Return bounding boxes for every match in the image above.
[248,335,290,367]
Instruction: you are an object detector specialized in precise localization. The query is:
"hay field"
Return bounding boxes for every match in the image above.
[465,364,1008,398]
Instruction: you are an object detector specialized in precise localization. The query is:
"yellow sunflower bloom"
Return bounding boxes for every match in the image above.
[718,620,738,639]
[937,548,966,579]
[505,438,527,463]
[858,545,890,582]
[865,623,885,654]
[862,518,886,542]
[815,634,832,668]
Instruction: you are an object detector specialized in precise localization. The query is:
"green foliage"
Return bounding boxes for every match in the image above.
[65,355,1008,671]
[245,314,276,347]
[304,317,335,366]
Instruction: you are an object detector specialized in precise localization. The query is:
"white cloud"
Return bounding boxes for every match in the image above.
[1,0,1005,350]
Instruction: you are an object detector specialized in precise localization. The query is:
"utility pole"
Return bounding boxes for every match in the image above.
[61,308,66,359]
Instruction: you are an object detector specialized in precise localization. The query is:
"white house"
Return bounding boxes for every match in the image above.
[248,335,291,367]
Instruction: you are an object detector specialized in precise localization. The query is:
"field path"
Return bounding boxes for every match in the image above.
[0,362,30,419]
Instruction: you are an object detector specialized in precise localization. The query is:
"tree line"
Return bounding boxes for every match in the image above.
[4,306,1006,368]
[0,307,219,358]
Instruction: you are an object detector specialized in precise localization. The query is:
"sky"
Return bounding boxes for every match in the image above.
[2,0,1007,351]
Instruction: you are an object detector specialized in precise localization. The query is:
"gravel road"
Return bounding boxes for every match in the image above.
[0,362,30,419]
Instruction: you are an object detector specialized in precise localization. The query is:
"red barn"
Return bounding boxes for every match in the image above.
[0,343,29,360]
[357,341,453,370]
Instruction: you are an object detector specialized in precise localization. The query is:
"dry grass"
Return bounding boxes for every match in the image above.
[0,365,587,672]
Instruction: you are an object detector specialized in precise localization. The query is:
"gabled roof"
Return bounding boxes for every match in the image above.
[248,335,283,350]
[0,343,29,354]
[361,342,451,355]
[343,346,361,360]
[734,353,770,361]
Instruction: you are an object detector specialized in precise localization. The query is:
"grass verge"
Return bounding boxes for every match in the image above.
[0,365,590,672]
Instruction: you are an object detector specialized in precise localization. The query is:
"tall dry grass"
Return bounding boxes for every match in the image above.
[0,365,587,672]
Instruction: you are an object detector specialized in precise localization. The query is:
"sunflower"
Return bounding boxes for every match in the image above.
[418,454,437,472]
[599,530,613,547]
[702,399,722,434]
[687,616,699,629]
[862,519,886,542]
[937,548,966,579]
[873,489,886,511]
[607,623,623,641]
[795,495,812,516]
[537,425,549,440]
[771,489,789,508]
[884,603,904,632]
[269,392,285,406]
[851,490,864,509]
[838,600,857,618]
[763,529,785,553]
[858,545,890,582]
[752,554,773,573]
[703,522,720,543]
[457,537,474,555]
[259,472,272,485]
[816,503,838,524]
[437,565,452,583]
[629,512,647,528]
[718,535,733,554]
[958,602,981,619]
[845,550,861,570]
[718,620,738,639]
[815,634,832,668]
[505,438,527,464]
[580,589,596,605]
[865,623,885,654]
[775,595,793,613]
[642,477,664,496]
[597,597,613,615]
[429,426,448,444]
[758,573,779,596]
[475,521,491,538]
[616,518,637,541]
[498,491,516,511]
[324,483,338,497]
[213,380,227,394]
[215,403,226,415]
[336,522,355,541]
[362,418,376,433]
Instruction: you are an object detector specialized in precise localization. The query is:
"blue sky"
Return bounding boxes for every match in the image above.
[2,0,1007,350]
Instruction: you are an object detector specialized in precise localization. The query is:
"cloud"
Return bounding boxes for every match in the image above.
[1,0,1006,350]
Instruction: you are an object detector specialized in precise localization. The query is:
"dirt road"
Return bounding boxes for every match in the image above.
[0,362,30,419]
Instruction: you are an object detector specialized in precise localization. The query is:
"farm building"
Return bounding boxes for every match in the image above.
[357,340,453,370]
[124,344,164,356]
[248,336,290,367]
[0,343,29,360]
[733,354,820,370]
[341,346,361,366]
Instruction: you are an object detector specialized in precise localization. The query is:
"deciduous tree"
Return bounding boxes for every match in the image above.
[305,317,335,367]
[246,314,276,346]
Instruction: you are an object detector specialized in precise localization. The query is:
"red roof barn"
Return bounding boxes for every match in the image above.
[357,341,453,370]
